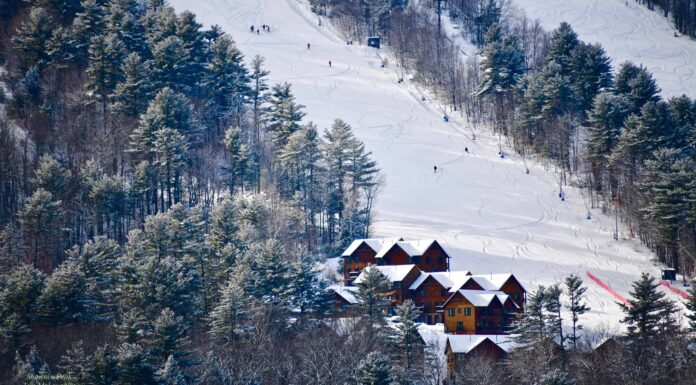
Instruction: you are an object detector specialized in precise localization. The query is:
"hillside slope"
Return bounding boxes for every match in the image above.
[512,0,696,98]
[169,0,680,331]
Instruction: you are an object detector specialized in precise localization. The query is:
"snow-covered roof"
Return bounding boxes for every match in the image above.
[374,239,437,259]
[446,289,508,307]
[353,264,418,284]
[447,334,514,354]
[329,285,359,304]
[470,274,526,292]
[341,238,402,257]
[409,270,472,291]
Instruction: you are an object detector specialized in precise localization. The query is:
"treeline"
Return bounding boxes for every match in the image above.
[0,0,381,272]
[313,0,696,275]
[635,0,696,38]
[0,0,382,381]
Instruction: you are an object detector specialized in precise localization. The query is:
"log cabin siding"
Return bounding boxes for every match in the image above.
[343,242,378,281]
[419,241,449,272]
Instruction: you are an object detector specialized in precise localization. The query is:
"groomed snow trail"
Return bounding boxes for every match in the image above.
[170,0,679,330]
[512,0,696,98]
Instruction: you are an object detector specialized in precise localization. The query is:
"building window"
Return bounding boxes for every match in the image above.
[448,308,455,317]
[441,288,447,296]
[465,307,471,316]
[425,256,431,264]
[514,292,520,300]
[395,282,401,289]
[456,321,463,331]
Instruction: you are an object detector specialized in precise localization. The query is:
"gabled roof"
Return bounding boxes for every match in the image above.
[447,334,514,354]
[329,285,359,304]
[353,265,419,284]
[374,239,438,259]
[443,289,508,308]
[341,238,400,257]
[409,271,472,291]
[470,274,527,292]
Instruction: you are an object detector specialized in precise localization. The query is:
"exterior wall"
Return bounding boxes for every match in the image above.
[446,341,506,377]
[343,243,377,281]
[461,279,484,290]
[443,296,476,334]
[389,267,421,306]
[418,242,449,272]
[501,278,526,309]
[410,277,449,324]
[474,301,508,335]
[380,245,410,266]
[330,293,355,317]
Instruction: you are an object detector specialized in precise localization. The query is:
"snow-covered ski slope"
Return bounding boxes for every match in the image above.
[511,0,696,98]
[169,0,684,330]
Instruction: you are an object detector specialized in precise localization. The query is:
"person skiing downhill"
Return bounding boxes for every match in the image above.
[250,25,254,32]
[329,60,332,67]
[434,165,438,174]
[307,42,311,49]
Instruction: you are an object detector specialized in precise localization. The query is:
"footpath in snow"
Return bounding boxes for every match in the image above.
[169,0,684,331]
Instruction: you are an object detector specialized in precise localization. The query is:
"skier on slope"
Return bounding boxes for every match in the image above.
[443,115,449,122]
[434,165,438,174]
[329,60,332,67]
[465,147,468,153]
[250,25,255,32]
[307,43,311,49]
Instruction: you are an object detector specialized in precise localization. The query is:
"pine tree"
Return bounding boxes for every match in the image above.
[355,351,392,385]
[249,55,270,147]
[32,154,71,199]
[20,189,64,269]
[564,274,589,350]
[12,7,57,69]
[543,284,564,349]
[621,273,679,341]
[266,82,306,149]
[0,313,29,354]
[686,281,696,333]
[0,264,45,324]
[86,33,126,103]
[206,35,250,129]
[208,272,251,343]
[286,255,332,320]
[12,346,50,385]
[355,265,392,323]
[569,42,612,113]
[115,343,157,385]
[104,0,145,54]
[243,240,290,304]
[614,62,661,113]
[90,345,120,385]
[389,300,421,370]
[71,0,105,63]
[58,340,93,385]
[546,22,579,73]
[150,36,192,94]
[147,308,193,367]
[223,126,250,194]
[36,259,87,324]
[512,287,547,346]
[156,355,189,385]
[112,53,152,117]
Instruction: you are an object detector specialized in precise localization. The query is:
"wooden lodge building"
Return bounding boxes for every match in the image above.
[342,238,450,282]
[336,238,527,336]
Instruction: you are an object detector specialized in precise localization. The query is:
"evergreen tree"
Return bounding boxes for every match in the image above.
[19,189,64,269]
[355,265,391,323]
[543,284,564,349]
[71,0,105,63]
[12,346,50,385]
[243,239,290,304]
[546,22,580,72]
[58,340,93,385]
[569,42,612,113]
[36,259,87,324]
[150,36,192,94]
[206,35,250,129]
[512,287,547,346]
[223,126,250,194]
[85,33,126,103]
[104,0,145,54]
[90,345,119,385]
[355,351,392,385]
[148,308,194,367]
[564,274,589,350]
[112,53,152,117]
[389,300,421,370]
[12,7,57,69]
[286,255,332,320]
[0,264,45,324]
[32,154,71,199]
[115,343,157,385]
[614,62,661,113]
[686,281,696,333]
[156,355,189,385]
[208,271,251,343]
[266,82,306,149]
[621,273,679,341]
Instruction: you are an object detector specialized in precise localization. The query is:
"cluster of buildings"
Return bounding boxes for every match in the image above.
[329,238,528,376]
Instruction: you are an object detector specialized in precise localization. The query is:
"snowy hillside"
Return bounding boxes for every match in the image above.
[169,0,684,331]
[511,0,696,98]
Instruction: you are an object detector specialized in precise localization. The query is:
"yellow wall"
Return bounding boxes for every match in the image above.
[443,296,476,334]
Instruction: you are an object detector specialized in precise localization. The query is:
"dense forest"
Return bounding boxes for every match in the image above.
[0,0,384,382]
[314,0,696,277]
